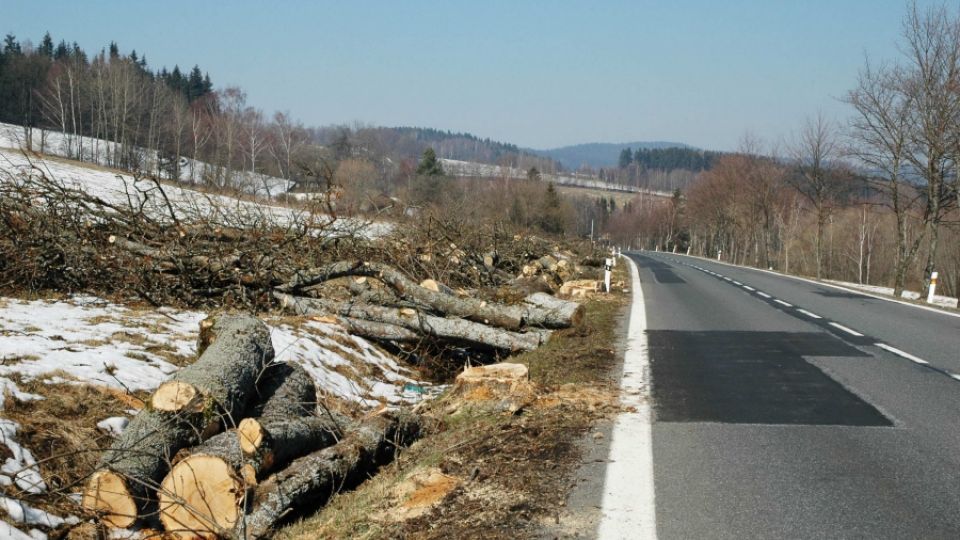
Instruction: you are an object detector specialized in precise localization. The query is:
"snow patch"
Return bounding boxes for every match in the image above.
[0,497,79,528]
[96,417,129,437]
[0,420,45,494]
[824,280,959,310]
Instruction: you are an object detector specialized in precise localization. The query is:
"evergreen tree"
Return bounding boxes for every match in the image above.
[53,40,69,60]
[187,65,205,101]
[618,147,633,169]
[3,34,21,55]
[108,41,119,58]
[38,32,54,57]
[416,147,445,176]
[539,182,565,235]
[527,166,541,181]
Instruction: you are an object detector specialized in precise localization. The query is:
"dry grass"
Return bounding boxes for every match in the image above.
[1,375,144,531]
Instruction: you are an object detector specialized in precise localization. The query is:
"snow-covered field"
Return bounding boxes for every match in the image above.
[824,280,959,310]
[0,123,293,198]
[0,124,392,239]
[0,295,431,537]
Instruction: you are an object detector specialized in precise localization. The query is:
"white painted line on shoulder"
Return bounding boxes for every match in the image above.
[756,291,772,299]
[829,322,864,337]
[876,343,929,365]
[774,299,792,307]
[598,257,657,540]
[742,286,755,291]
[797,309,822,319]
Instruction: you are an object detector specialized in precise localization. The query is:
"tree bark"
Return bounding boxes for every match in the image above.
[521,292,583,328]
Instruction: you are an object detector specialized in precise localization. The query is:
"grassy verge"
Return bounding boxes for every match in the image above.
[277,264,630,539]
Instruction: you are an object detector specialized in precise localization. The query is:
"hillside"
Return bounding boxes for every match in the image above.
[530,141,690,170]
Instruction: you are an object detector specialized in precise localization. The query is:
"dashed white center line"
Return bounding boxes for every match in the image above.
[774,299,792,307]
[732,281,742,286]
[876,343,929,365]
[797,309,822,319]
[723,277,732,282]
[756,291,772,299]
[742,286,755,291]
[951,373,960,382]
[828,322,864,337]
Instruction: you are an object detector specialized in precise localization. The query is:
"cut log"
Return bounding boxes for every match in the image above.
[160,415,348,537]
[274,293,546,352]
[237,412,422,540]
[159,454,244,538]
[336,316,420,343]
[249,362,317,419]
[522,292,584,328]
[276,261,524,330]
[237,415,348,474]
[83,315,273,528]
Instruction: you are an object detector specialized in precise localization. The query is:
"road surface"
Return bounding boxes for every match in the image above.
[600,251,960,539]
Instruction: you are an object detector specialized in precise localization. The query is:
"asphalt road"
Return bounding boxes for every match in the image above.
[627,251,960,539]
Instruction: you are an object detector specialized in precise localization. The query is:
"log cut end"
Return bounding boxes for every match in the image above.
[238,417,266,456]
[159,454,244,538]
[151,381,203,413]
[81,470,138,529]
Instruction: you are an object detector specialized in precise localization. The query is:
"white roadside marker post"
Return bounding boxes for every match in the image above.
[717,250,722,261]
[927,271,939,303]
[605,258,613,293]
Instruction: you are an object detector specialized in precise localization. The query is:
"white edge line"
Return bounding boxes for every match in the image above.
[828,322,864,337]
[598,256,657,539]
[876,343,929,365]
[774,299,792,307]
[797,308,822,319]
[661,252,960,320]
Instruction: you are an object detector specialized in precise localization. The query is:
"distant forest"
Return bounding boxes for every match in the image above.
[620,147,723,172]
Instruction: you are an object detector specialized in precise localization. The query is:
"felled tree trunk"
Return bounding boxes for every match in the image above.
[522,292,584,328]
[249,362,316,419]
[159,415,348,537]
[235,412,422,540]
[274,293,547,352]
[277,261,525,330]
[82,315,274,529]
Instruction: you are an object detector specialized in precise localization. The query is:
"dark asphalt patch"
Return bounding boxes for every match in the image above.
[635,257,686,283]
[649,331,891,426]
[652,268,686,283]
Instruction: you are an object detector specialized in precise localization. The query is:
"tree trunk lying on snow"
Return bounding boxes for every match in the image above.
[236,411,422,540]
[274,292,548,352]
[158,415,349,536]
[82,315,274,528]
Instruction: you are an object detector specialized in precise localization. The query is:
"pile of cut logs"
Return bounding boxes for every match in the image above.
[81,315,421,539]
[273,260,585,354]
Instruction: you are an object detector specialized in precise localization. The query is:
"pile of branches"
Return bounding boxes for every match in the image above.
[0,159,601,312]
[81,314,422,539]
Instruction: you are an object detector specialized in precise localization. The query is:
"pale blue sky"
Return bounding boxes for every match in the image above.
[1,1,942,151]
